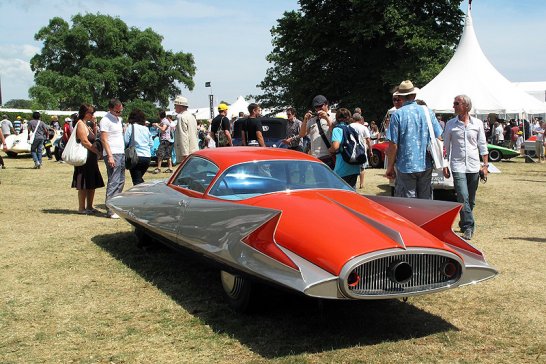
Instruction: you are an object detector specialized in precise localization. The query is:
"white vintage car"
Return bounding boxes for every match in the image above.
[4,129,62,158]
[388,159,456,201]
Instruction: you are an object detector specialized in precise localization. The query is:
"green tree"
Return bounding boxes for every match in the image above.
[3,99,33,109]
[256,0,464,119]
[29,14,196,110]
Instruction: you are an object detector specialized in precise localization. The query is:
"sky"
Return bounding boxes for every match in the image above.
[0,0,545,109]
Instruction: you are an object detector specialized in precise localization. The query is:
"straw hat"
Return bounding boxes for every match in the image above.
[393,80,420,96]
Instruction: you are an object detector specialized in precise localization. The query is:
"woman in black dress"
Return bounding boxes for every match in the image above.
[71,103,104,214]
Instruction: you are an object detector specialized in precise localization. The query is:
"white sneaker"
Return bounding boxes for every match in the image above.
[108,213,120,219]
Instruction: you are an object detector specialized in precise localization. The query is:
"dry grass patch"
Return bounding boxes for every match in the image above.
[0,155,545,363]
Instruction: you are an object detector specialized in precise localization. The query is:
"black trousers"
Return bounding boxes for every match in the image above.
[129,156,151,185]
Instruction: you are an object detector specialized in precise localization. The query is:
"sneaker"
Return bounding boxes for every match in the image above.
[1,165,5,169]
[33,164,40,169]
[164,168,173,173]
[108,213,120,219]
[153,168,161,174]
[462,229,473,240]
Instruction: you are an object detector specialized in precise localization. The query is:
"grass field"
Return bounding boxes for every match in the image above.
[0,154,545,363]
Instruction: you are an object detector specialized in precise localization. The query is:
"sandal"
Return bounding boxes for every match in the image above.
[164,169,173,173]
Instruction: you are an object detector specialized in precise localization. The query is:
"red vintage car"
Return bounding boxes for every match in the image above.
[370,141,389,168]
[108,147,497,312]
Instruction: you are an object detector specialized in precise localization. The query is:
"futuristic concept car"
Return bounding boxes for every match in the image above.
[487,144,519,162]
[4,129,61,158]
[108,147,497,312]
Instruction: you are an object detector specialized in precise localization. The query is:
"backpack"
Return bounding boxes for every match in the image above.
[216,116,230,147]
[338,124,367,165]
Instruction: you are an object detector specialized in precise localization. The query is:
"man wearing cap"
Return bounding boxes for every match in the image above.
[443,94,489,240]
[100,98,125,219]
[173,95,198,160]
[210,103,232,147]
[386,80,443,199]
[300,95,334,168]
[13,116,22,135]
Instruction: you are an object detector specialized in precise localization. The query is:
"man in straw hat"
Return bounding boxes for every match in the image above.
[385,80,443,199]
[173,95,198,161]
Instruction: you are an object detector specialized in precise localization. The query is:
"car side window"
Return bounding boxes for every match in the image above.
[172,157,219,193]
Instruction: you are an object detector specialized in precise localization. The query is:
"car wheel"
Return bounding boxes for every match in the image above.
[220,270,253,313]
[6,151,17,158]
[369,150,383,168]
[134,227,159,250]
[488,149,502,162]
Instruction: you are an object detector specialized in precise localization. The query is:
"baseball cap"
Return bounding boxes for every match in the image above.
[312,95,328,107]
[218,103,228,111]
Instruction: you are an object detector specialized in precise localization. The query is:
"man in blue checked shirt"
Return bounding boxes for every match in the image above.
[385,80,443,199]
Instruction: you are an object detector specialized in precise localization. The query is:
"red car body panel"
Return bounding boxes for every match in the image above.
[242,190,462,275]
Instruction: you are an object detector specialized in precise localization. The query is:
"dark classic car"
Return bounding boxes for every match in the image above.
[107,147,497,312]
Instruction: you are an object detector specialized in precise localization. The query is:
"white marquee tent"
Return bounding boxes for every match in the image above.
[417,7,546,116]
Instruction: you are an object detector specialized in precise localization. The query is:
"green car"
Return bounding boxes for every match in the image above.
[487,144,519,162]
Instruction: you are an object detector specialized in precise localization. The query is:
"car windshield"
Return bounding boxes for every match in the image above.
[208,160,352,200]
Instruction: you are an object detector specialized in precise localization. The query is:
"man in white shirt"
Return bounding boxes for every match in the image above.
[443,95,489,240]
[172,95,198,162]
[100,99,125,219]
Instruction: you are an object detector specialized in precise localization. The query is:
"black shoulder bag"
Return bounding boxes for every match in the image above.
[125,124,138,169]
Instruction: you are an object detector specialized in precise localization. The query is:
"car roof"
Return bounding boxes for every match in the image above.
[192,147,319,170]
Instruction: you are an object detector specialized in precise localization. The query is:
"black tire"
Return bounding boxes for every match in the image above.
[134,227,159,250]
[220,271,253,313]
[369,149,383,168]
[6,151,17,158]
[488,149,502,162]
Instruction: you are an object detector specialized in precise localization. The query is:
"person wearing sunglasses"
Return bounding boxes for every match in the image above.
[100,98,125,219]
[442,95,489,241]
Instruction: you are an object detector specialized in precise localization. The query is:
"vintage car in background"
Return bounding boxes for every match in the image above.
[4,129,62,158]
[487,144,519,162]
[231,117,288,147]
[369,141,388,168]
[107,147,497,312]
[523,136,542,158]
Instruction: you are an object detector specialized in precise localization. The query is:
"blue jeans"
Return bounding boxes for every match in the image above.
[395,169,433,199]
[452,172,479,232]
[31,138,44,165]
[104,154,126,208]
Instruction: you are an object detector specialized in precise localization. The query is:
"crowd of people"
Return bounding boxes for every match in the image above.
[1,89,545,233]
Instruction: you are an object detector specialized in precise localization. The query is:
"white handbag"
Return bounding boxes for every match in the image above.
[422,105,447,169]
[61,121,88,166]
